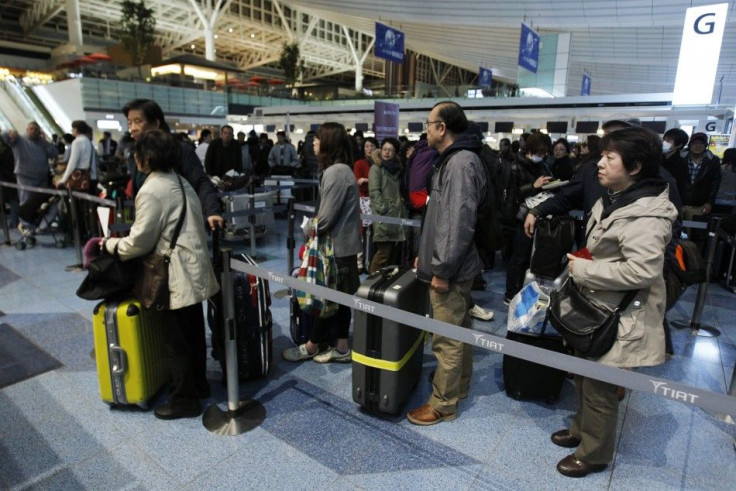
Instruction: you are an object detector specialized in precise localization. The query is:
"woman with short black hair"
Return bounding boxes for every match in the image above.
[102,130,219,420]
[552,126,677,477]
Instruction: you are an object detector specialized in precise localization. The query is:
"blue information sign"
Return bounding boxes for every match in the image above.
[375,22,405,64]
[478,67,493,88]
[518,23,539,73]
[581,74,591,96]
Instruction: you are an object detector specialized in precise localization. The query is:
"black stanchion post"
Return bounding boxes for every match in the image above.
[287,197,295,273]
[65,189,84,272]
[203,248,265,435]
[0,184,10,245]
[672,216,721,337]
[248,192,257,258]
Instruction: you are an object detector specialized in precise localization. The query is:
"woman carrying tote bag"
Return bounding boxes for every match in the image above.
[282,122,361,364]
[101,130,218,420]
[551,127,677,478]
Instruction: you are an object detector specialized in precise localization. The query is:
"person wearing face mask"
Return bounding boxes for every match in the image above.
[368,137,407,273]
[503,131,552,304]
[661,128,690,204]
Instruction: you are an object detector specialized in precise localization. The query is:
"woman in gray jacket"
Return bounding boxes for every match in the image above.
[283,122,361,363]
[368,137,407,273]
[552,127,677,477]
[102,130,219,420]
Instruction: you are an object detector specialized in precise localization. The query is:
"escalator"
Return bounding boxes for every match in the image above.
[24,86,64,137]
[0,82,30,132]
[3,76,58,138]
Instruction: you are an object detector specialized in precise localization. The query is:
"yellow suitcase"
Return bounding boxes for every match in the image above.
[93,298,169,408]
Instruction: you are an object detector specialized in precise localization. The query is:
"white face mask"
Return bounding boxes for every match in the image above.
[662,141,673,153]
[529,154,544,163]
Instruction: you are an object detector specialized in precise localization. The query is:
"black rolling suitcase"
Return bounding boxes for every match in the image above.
[352,267,427,414]
[503,271,567,403]
[208,230,273,380]
[289,267,315,346]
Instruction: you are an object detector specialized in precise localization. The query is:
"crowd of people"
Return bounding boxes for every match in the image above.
[1,98,734,478]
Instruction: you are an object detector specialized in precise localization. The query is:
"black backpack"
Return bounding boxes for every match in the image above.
[496,156,522,222]
[438,148,502,267]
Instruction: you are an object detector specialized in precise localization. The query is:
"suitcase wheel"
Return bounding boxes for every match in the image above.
[15,241,26,250]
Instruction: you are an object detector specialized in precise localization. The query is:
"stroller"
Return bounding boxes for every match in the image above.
[16,191,67,250]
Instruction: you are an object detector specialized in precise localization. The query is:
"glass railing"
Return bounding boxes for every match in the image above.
[81,79,227,117]
[4,76,56,137]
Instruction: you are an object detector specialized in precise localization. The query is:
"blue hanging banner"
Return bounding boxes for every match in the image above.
[478,67,493,88]
[581,74,591,96]
[375,22,405,64]
[518,22,540,73]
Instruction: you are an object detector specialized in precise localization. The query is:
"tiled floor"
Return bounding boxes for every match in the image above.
[0,220,734,490]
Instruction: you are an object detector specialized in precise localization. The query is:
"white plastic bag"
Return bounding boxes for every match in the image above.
[507,281,553,335]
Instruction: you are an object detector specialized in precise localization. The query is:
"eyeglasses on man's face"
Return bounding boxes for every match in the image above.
[423,120,444,130]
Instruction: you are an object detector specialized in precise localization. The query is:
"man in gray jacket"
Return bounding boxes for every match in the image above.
[407,101,486,425]
[1,121,58,206]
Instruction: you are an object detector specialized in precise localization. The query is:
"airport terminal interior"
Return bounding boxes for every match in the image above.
[1,0,736,489]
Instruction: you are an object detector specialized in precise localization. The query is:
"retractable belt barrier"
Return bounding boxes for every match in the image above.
[230,258,736,417]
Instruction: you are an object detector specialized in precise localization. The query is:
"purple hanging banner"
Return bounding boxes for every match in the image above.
[374,101,400,143]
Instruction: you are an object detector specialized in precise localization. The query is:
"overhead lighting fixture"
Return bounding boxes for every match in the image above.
[228,28,233,33]
[214,34,218,39]
[250,33,256,39]
[190,44,196,49]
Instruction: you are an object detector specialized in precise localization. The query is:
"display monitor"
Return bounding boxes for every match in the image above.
[575,121,600,133]
[354,123,369,132]
[265,124,276,132]
[546,121,568,133]
[494,122,514,133]
[478,121,489,132]
[641,121,667,134]
[407,122,423,132]
[310,124,320,132]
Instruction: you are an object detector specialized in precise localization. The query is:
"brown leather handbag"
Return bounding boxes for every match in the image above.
[67,169,91,191]
[133,176,187,310]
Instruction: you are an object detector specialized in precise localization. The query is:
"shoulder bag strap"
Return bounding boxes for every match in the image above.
[169,175,187,251]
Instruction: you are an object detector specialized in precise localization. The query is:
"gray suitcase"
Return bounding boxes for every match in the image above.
[352,267,427,414]
[222,192,275,235]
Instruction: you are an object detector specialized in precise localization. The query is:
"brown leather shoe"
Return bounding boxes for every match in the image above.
[617,386,626,402]
[556,454,607,478]
[551,429,581,448]
[406,404,457,426]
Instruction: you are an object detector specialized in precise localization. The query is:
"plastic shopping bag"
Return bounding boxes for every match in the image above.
[507,281,556,336]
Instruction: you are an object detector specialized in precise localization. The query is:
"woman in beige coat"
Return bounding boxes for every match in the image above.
[103,130,219,420]
[552,127,678,477]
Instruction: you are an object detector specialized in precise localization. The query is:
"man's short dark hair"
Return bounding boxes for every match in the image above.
[600,126,661,180]
[133,130,181,173]
[199,129,212,142]
[689,132,709,146]
[122,99,171,132]
[276,130,286,137]
[432,101,468,136]
[103,131,111,138]
[663,128,689,148]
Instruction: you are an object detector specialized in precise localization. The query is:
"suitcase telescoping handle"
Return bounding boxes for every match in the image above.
[212,224,223,272]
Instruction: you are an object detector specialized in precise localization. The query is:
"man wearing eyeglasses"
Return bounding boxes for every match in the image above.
[407,101,486,426]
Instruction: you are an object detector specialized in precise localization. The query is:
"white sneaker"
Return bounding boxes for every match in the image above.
[282,343,318,362]
[313,347,352,363]
[469,305,494,321]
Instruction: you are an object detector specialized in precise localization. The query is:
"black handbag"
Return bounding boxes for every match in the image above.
[530,216,576,279]
[133,176,187,310]
[76,246,139,300]
[548,277,638,358]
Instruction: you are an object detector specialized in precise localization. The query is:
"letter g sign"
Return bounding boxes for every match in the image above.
[694,13,716,34]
